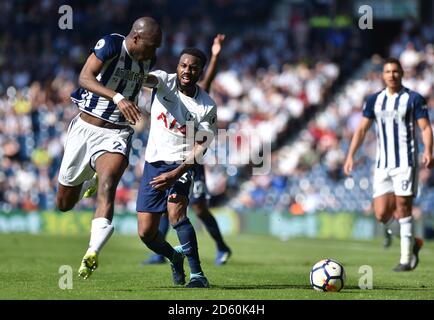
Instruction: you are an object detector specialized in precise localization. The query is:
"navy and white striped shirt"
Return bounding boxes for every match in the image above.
[71,33,154,125]
[363,87,429,169]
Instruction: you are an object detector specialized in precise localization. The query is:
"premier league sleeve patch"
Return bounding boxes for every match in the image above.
[95,39,105,50]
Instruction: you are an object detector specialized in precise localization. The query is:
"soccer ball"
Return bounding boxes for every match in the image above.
[309,259,346,292]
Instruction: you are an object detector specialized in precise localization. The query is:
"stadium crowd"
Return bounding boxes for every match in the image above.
[0,0,365,213]
[234,17,434,219]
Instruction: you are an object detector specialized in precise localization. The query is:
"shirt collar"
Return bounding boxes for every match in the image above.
[123,40,133,59]
[385,86,405,97]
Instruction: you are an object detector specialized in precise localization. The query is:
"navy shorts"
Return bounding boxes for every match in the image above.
[136,161,193,213]
[190,164,209,205]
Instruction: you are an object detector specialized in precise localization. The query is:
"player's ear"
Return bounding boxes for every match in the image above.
[132,34,139,44]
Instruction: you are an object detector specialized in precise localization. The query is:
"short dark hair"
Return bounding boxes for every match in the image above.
[384,57,403,71]
[179,47,207,68]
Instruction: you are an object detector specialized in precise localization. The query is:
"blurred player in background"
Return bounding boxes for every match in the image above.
[136,47,217,288]
[143,34,232,267]
[56,17,162,279]
[344,57,433,271]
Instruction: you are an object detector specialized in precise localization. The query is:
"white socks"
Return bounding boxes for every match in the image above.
[383,216,414,265]
[87,217,114,254]
[398,216,413,265]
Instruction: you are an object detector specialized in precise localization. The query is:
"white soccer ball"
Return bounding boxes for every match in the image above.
[309,259,346,292]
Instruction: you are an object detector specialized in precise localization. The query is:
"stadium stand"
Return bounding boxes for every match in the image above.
[2,1,433,221]
[0,0,348,213]
[232,27,434,219]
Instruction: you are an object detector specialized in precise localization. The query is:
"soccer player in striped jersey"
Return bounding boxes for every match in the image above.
[56,17,162,279]
[143,34,232,267]
[344,57,433,271]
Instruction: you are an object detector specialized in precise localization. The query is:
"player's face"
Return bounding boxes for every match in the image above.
[177,54,203,89]
[132,33,161,61]
[383,63,403,91]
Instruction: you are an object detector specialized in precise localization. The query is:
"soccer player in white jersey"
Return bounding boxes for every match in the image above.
[136,48,217,288]
[344,58,433,271]
[56,17,162,279]
[143,34,232,267]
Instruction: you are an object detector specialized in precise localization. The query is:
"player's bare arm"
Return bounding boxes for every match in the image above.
[417,117,434,169]
[343,117,373,176]
[142,74,159,88]
[198,34,225,93]
[79,53,142,124]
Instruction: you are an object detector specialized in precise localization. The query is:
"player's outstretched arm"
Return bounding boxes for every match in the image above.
[417,117,434,169]
[79,53,142,124]
[142,74,159,88]
[198,34,225,93]
[343,117,373,176]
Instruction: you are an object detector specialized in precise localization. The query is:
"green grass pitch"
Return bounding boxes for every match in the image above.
[1,232,433,300]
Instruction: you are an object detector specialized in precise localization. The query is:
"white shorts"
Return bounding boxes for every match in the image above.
[58,114,134,187]
[373,166,418,198]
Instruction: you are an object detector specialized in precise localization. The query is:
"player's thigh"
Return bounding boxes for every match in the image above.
[58,116,96,188]
[91,125,133,182]
[391,166,417,198]
[390,167,416,218]
[94,152,128,182]
[373,192,396,223]
[137,211,162,240]
[136,162,176,214]
[372,168,393,199]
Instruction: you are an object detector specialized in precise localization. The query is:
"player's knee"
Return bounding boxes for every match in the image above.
[377,215,388,224]
[138,229,150,242]
[168,193,183,203]
[375,210,390,223]
[98,175,118,199]
[168,212,186,226]
[138,226,155,243]
[56,197,74,212]
[394,206,410,219]
[167,194,188,225]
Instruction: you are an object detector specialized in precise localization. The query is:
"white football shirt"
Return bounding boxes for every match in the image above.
[144,70,217,162]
